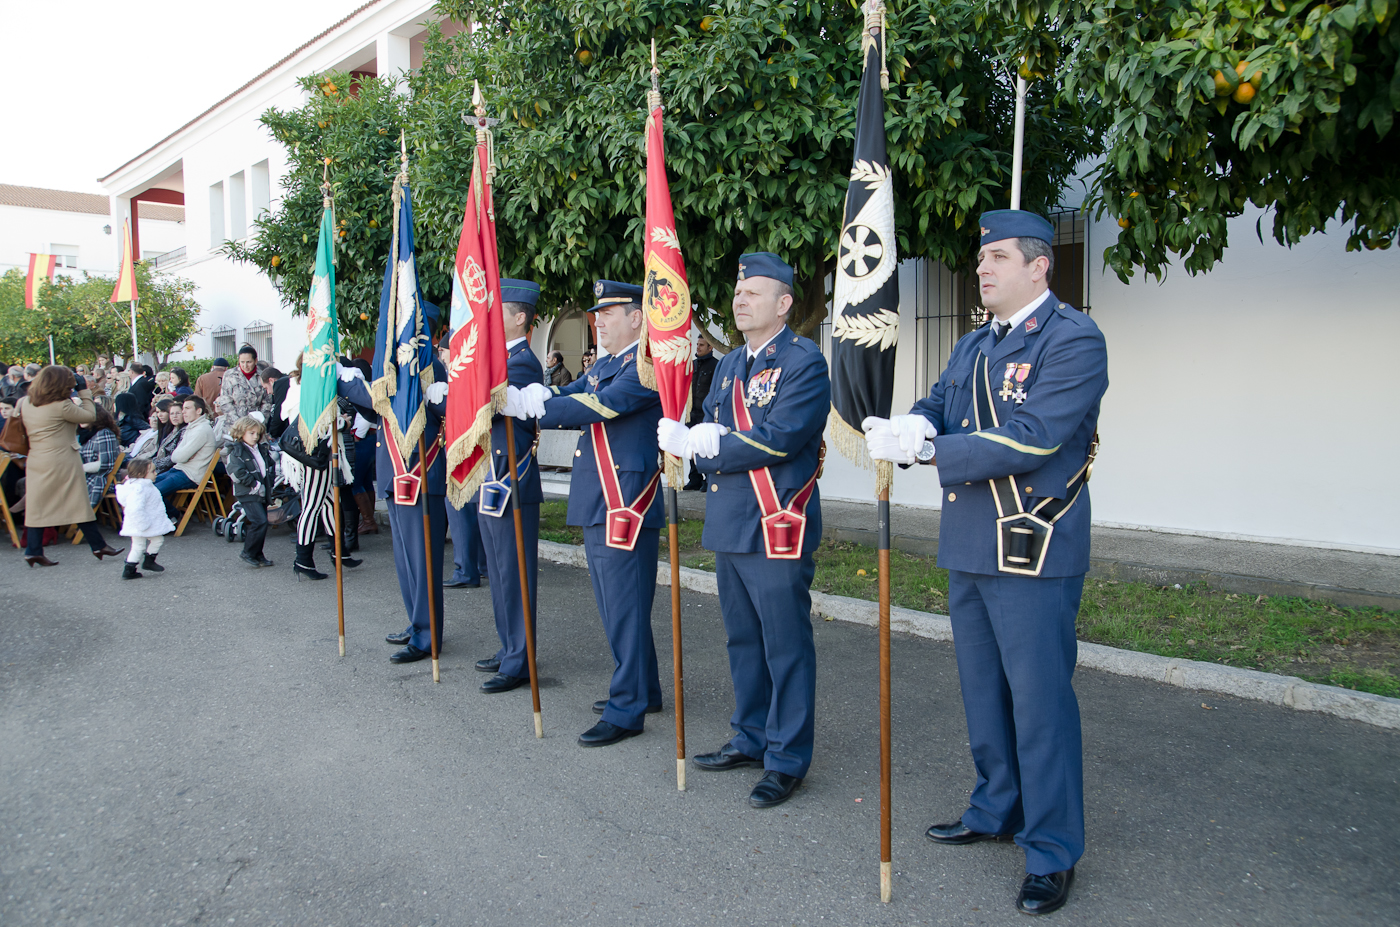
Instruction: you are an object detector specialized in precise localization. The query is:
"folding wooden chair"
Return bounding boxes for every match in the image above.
[76,449,125,541]
[173,453,226,537]
[0,453,19,549]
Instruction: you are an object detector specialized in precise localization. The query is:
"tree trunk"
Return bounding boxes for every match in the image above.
[789,250,833,340]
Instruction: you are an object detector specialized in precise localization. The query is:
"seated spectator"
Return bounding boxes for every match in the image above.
[154,370,172,397]
[169,366,194,398]
[79,405,121,507]
[152,397,215,507]
[113,392,149,447]
[148,401,186,473]
[195,358,228,408]
[0,365,24,401]
[546,350,574,387]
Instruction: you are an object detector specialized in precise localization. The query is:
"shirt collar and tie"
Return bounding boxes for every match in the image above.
[990,291,1051,344]
[743,328,784,378]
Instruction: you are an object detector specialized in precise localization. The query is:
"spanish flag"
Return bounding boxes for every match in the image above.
[110,220,139,304]
[25,253,56,309]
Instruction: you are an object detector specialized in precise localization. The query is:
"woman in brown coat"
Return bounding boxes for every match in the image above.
[15,366,123,567]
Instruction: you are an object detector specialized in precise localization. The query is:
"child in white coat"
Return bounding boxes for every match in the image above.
[115,458,176,579]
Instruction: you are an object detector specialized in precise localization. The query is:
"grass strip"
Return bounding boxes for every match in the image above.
[539,501,1399,698]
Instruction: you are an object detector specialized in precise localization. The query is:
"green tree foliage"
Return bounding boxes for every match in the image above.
[0,266,200,367]
[999,0,1400,281]
[232,1,1097,345]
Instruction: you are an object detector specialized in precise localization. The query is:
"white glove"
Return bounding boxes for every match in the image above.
[520,382,551,420]
[353,414,373,440]
[83,460,101,473]
[425,381,448,404]
[338,364,364,383]
[688,422,730,459]
[657,418,689,457]
[889,413,937,458]
[862,417,913,464]
[502,385,525,419]
[249,411,266,424]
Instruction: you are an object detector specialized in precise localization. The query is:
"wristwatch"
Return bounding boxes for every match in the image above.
[915,439,936,465]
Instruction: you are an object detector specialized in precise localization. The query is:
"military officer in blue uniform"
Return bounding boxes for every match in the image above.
[657,253,830,809]
[339,355,451,665]
[863,210,1108,916]
[439,333,489,589]
[474,279,546,694]
[514,281,664,747]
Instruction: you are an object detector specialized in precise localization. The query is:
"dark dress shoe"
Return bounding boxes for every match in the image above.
[385,630,412,646]
[925,820,1016,845]
[389,645,431,664]
[239,551,262,567]
[93,546,124,560]
[444,578,480,588]
[592,699,662,715]
[749,770,802,808]
[1016,868,1074,916]
[24,556,59,568]
[693,743,764,771]
[480,672,528,693]
[256,556,275,567]
[474,657,501,673]
[577,720,642,748]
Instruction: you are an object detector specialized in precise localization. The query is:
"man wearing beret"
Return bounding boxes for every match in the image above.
[863,210,1107,915]
[658,252,830,809]
[474,280,546,694]
[513,280,665,746]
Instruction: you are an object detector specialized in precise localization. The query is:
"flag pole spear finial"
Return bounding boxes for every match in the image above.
[321,157,332,210]
[649,37,661,109]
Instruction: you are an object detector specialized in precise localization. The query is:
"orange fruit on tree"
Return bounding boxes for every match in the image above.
[270,255,281,267]
[1213,70,1233,96]
[577,48,593,65]
[1118,217,1131,229]
[1232,82,1255,104]
[359,312,369,320]
[700,15,716,31]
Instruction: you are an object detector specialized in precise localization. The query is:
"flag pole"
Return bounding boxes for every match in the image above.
[653,38,689,793]
[1010,71,1028,210]
[420,434,441,683]
[322,165,347,658]
[877,463,893,902]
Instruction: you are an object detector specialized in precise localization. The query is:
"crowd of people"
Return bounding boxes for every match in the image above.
[0,345,383,580]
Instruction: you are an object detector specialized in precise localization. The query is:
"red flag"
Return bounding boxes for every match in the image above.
[444,113,509,509]
[25,253,56,309]
[637,94,694,486]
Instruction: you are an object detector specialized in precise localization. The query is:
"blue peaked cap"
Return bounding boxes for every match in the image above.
[588,279,643,313]
[979,209,1056,246]
[737,252,793,287]
[501,278,541,307]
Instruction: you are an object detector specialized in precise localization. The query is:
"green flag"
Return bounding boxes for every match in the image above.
[298,204,340,448]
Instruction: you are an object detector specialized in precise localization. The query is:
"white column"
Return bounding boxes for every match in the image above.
[377,32,411,92]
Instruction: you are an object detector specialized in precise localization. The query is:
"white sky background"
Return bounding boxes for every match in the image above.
[0,0,371,194]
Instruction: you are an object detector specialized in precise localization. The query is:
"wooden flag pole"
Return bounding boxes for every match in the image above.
[668,478,686,791]
[331,422,346,656]
[877,462,893,902]
[504,420,543,738]
[419,434,441,683]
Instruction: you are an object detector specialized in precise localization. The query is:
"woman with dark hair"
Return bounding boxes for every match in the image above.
[147,401,185,472]
[12,366,122,566]
[79,405,121,506]
[217,345,270,433]
[168,367,194,397]
[113,392,149,446]
[153,398,177,445]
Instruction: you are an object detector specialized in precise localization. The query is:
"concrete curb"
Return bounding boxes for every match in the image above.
[537,540,1400,731]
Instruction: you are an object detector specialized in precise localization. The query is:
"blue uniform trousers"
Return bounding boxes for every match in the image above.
[582,525,661,731]
[445,496,488,584]
[479,501,539,678]
[715,551,817,779]
[948,570,1086,876]
[386,496,447,653]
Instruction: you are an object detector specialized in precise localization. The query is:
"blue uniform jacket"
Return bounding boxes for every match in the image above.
[339,357,450,499]
[912,293,1107,576]
[694,326,830,554]
[485,340,545,506]
[540,346,663,529]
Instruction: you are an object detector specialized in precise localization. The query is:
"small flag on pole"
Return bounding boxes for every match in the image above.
[637,52,694,489]
[829,0,899,490]
[298,193,340,448]
[445,84,510,509]
[26,253,57,309]
[110,220,139,304]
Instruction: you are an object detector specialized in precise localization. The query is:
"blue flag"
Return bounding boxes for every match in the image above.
[370,172,436,462]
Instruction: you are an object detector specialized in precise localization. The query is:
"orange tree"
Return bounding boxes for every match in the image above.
[231,2,1099,344]
[998,0,1400,281]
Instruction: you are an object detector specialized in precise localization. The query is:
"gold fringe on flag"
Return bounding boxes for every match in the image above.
[828,402,892,496]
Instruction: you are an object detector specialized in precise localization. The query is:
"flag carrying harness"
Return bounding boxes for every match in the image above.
[731,377,825,560]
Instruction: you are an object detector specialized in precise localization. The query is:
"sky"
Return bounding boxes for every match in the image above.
[0,0,371,194]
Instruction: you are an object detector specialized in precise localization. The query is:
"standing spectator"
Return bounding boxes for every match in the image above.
[168,367,194,398]
[113,392,149,447]
[683,338,720,491]
[344,358,378,537]
[79,405,121,507]
[12,366,123,566]
[115,458,175,579]
[226,415,276,568]
[545,350,574,388]
[146,400,185,470]
[195,358,228,408]
[125,364,155,416]
[260,366,289,439]
[152,396,215,507]
[219,346,271,434]
[0,366,24,400]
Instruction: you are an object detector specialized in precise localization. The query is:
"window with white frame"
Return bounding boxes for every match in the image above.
[210,325,237,360]
[243,321,273,364]
[50,245,79,270]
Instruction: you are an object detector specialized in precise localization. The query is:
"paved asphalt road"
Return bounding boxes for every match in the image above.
[2,528,1396,926]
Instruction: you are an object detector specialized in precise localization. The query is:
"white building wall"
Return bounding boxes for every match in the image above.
[818,210,1400,553]
[0,204,181,277]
